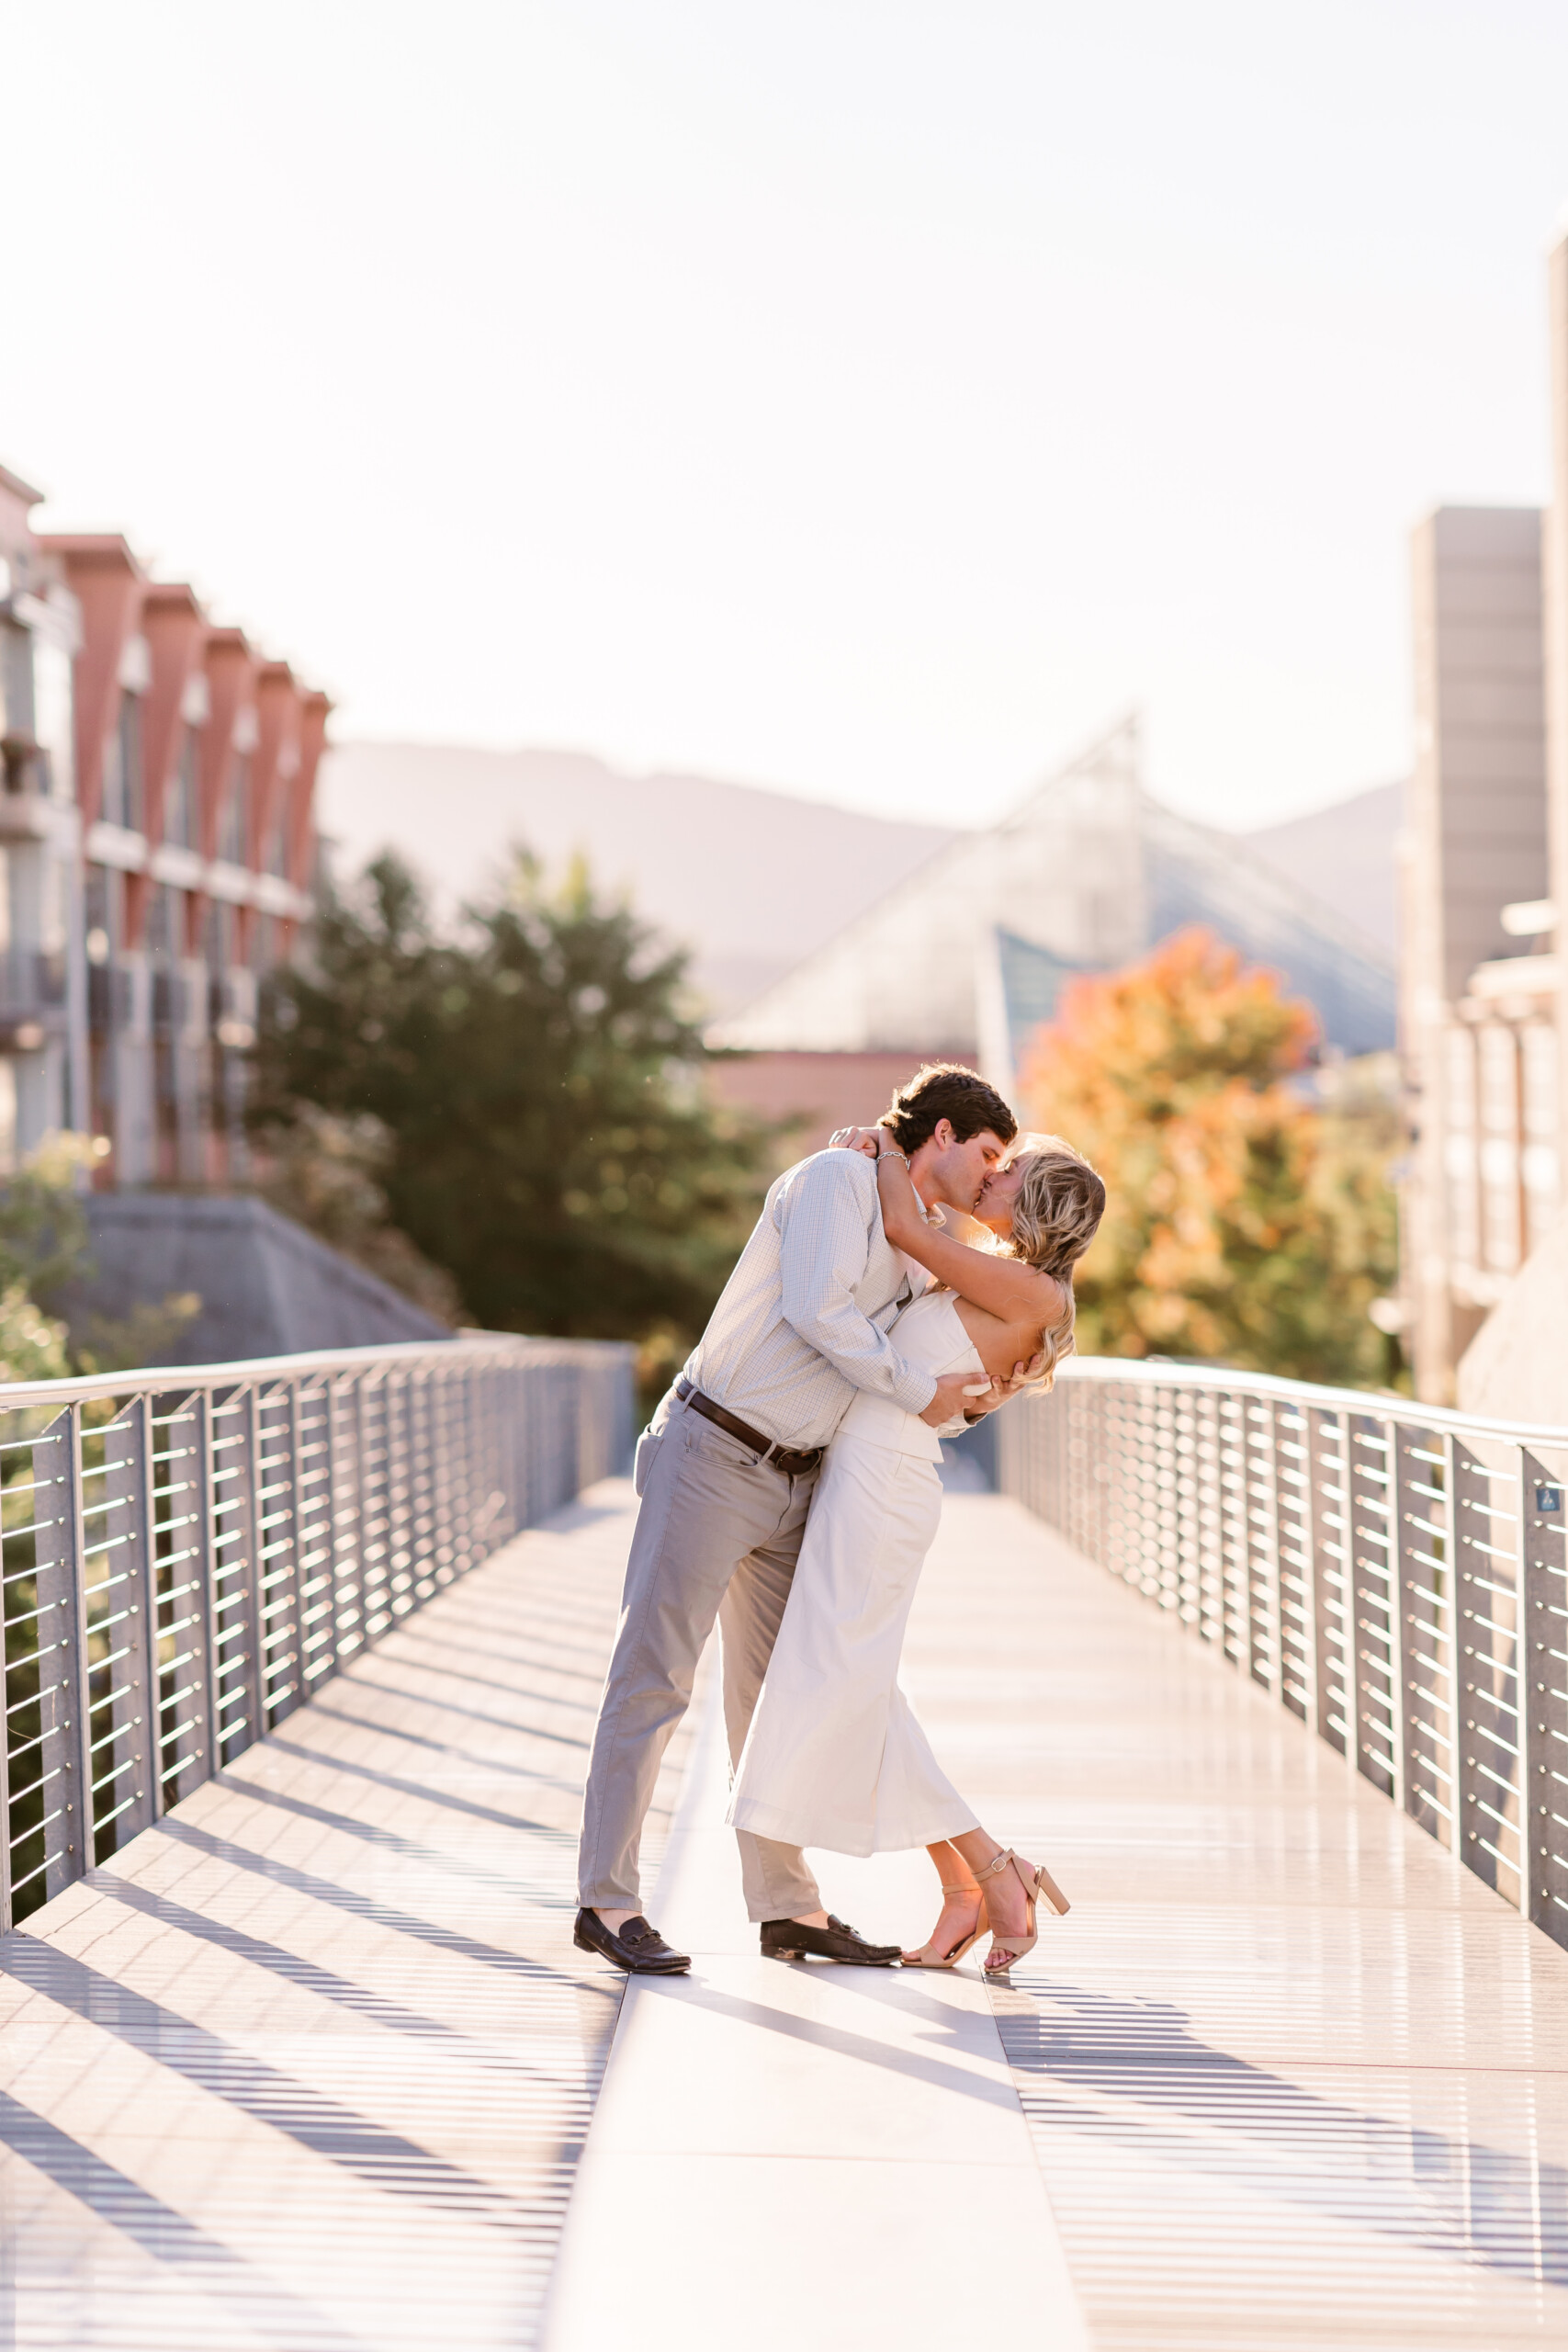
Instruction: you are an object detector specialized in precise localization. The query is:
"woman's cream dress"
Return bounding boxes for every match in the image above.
[727,1287,982,1856]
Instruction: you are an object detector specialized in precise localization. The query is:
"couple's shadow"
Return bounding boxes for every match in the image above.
[649,1961,1568,2289]
[641,1951,1023,2113]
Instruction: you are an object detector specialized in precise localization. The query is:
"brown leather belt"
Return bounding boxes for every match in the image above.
[675,1380,824,1476]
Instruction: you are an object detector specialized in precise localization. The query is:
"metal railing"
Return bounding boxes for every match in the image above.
[997,1357,1568,1952]
[0,1332,633,1928]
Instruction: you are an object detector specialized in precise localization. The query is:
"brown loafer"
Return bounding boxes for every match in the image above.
[574,1909,691,1974]
[760,1914,899,1964]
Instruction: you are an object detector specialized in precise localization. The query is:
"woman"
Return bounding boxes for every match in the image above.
[727,1127,1106,1974]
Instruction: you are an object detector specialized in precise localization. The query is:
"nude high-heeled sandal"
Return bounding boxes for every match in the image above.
[899,1882,989,1969]
[972,1847,1070,1975]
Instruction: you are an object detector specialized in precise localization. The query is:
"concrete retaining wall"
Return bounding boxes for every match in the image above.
[66,1193,451,1365]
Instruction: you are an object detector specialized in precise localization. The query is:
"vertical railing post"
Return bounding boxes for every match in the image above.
[186,1388,220,1792]
[98,1393,159,1849]
[1174,1388,1198,1628]
[1155,1384,1177,1613]
[30,1409,87,1901]
[1250,1401,1282,1697]
[326,1374,352,1667]
[412,1366,435,1599]
[385,1369,411,1613]
[1348,1412,1396,1799]
[0,1521,11,1928]
[268,1379,305,1724]
[1393,1419,1453,1846]
[1309,1408,1349,1757]
[205,1384,254,1769]
[360,1371,391,1638]
[1454,1435,1525,1907]
[65,1405,94,1877]
[486,1361,511,1546]
[1220,1392,1248,1670]
[239,1385,266,1746]
[1378,1416,1409,1819]
[431,1366,456,1582]
[343,1372,367,1646]
[521,1355,538,1532]
[1434,1430,1461,1851]
[1274,1402,1313,1724]
[137,1393,164,1824]
[1519,1449,1567,1935]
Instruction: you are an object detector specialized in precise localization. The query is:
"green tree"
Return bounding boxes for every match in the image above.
[0,1132,94,1385]
[1019,926,1399,1387]
[0,1131,201,1380]
[252,854,771,1376]
[254,1102,464,1327]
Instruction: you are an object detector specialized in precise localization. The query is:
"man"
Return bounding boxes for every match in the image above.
[575,1062,1021,1975]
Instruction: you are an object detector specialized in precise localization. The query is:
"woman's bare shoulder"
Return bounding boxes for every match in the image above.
[976,1246,1064,1300]
[952,1293,1045,1362]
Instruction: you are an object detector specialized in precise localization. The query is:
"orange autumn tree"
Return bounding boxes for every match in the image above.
[1018,927,1396,1385]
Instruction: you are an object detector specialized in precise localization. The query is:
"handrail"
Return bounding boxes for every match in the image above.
[998,1356,1568,1954]
[1055,1351,1568,1449]
[0,1329,547,1412]
[0,1331,635,1929]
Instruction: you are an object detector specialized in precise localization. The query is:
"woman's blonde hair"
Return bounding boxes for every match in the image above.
[994,1133,1106,1389]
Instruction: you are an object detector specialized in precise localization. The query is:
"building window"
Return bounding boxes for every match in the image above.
[145,884,182,962]
[85,864,117,958]
[164,730,198,848]
[204,899,232,971]
[220,754,248,865]
[101,693,144,832]
[32,637,74,802]
[85,864,118,1045]
[1,628,32,790]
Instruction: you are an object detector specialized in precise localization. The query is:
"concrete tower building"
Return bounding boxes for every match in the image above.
[1448,233,1568,1411]
[1549,232,1568,1170]
[1402,507,1553,1401]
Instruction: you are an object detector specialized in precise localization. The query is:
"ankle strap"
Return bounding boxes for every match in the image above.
[972,1848,1014,1882]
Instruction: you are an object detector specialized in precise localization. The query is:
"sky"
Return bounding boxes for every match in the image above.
[6,1,1568,833]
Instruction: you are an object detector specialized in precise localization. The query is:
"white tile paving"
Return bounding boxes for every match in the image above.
[0,1481,689,2352]
[4,1476,1566,2349]
[914,1497,1568,2350]
[544,1643,1089,2350]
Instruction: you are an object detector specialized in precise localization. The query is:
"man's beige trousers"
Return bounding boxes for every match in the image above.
[578,1394,822,1923]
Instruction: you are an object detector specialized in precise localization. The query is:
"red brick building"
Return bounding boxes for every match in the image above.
[0,461,327,1184]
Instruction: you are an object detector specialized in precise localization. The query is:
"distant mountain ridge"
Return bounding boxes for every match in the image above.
[318,741,1401,1018]
[317,741,957,1018]
[1242,781,1400,956]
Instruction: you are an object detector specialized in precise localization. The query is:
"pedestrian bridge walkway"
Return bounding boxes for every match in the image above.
[2,1479,1565,2349]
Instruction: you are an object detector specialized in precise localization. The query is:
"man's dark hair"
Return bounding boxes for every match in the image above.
[879,1063,1018,1156]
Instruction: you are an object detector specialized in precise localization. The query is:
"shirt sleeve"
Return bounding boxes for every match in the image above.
[775,1157,938,1414]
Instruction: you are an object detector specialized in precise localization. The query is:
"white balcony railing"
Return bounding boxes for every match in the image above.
[0,1332,633,1927]
[998,1356,1568,1951]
